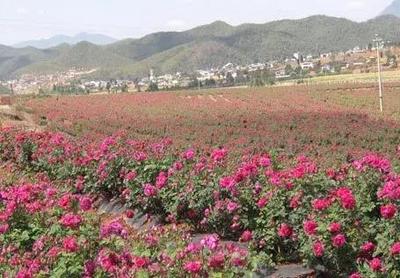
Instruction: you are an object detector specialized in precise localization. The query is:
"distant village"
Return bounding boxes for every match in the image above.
[1,43,399,95]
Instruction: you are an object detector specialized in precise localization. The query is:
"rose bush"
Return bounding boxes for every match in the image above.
[0,128,400,276]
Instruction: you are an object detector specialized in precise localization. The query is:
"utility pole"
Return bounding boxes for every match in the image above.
[373,34,384,112]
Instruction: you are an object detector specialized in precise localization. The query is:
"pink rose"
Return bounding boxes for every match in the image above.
[391,242,400,256]
[328,222,341,234]
[79,196,92,211]
[332,234,346,248]
[63,236,79,252]
[303,220,318,236]
[380,204,397,219]
[143,184,157,197]
[240,230,253,242]
[59,213,82,228]
[184,261,202,274]
[278,223,293,238]
[313,241,324,257]
[369,257,383,272]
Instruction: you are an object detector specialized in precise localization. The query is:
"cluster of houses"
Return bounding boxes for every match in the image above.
[0,69,97,95]
[2,44,399,94]
[137,45,399,91]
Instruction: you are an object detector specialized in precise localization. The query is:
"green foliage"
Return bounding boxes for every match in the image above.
[2,16,400,79]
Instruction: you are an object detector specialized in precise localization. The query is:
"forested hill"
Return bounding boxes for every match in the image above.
[1,15,400,79]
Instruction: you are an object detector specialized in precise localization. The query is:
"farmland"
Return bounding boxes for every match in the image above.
[1,82,400,276]
[24,83,400,164]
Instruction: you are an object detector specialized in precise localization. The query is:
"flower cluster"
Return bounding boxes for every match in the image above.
[1,128,400,276]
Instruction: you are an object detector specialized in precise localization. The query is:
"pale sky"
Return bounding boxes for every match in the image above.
[0,0,393,45]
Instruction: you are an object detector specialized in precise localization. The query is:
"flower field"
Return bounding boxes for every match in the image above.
[24,83,400,164]
[1,83,400,277]
[0,125,399,277]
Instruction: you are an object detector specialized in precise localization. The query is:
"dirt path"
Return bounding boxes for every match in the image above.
[0,105,41,131]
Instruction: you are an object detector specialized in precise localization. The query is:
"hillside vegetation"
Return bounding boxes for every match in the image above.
[1,15,400,79]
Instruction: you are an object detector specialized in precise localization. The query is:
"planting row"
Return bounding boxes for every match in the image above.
[25,87,400,164]
[1,128,400,276]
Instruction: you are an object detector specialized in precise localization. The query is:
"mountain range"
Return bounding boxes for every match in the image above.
[1,15,400,80]
[13,33,117,49]
[381,0,400,17]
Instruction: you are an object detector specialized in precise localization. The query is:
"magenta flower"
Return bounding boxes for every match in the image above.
[361,242,375,253]
[219,176,236,191]
[312,241,325,257]
[58,194,73,209]
[278,223,293,238]
[184,260,202,274]
[369,257,383,272]
[63,236,79,253]
[226,201,239,213]
[134,256,148,268]
[391,242,400,256]
[257,196,268,209]
[143,184,157,197]
[155,172,168,189]
[328,222,341,234]
[200,234,219,250]
[259,156,271,167]
[100,220,127,238]
[59,213,82,228]
[336,187,356,210]
[182,148,195,160]
[124,171,137,182]
[331,234,346,248]
[185,242,201,254]
[303,220,318,236]
[211,148,228,162]
[79,196,92,211]
[208,252,225,269]
[380,204,397,219]
[312,198,331,211]
[0,223,9,234]
[240,230,253,242]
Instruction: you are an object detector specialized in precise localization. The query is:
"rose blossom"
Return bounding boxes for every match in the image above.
[184,261,202,274]
[332,234,346,248]
[208,253,225,269]
[303,220,318,236]
[125,209,135,219]
[63,236,79,253]
[143,184,157,197]
[134,256,148,268]
[312,198,331,211]
[201,234,219,250]
[257,197,268,209]
[219,176,236,191]
[391,242,400,256]
[313,241,324,257]
[79,196,92,211]
[328,222,341,234]
[0,223,9,234]
[369,257,383,272]
[59,213,82,228]
[380,204,397,219]
[182,148,195,160]
[361,242,375,253]
[278,223,293,238]
[336,187,356,210]
[226,201,239,213]
[240,230,253,242]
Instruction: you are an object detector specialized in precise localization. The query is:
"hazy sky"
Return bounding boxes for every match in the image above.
[0,0,393,45]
